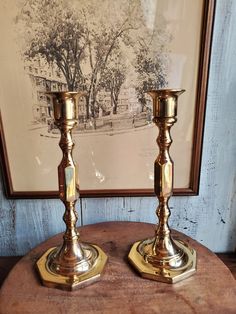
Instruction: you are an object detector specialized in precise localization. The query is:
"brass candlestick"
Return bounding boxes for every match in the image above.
[36,92,107,291]
[128,89,196,283]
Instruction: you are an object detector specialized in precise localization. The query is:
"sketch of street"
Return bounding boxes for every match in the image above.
[15,0,169,135]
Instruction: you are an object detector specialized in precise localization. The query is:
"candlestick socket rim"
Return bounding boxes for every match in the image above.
[147,88,185,98]
[147,89,185,118]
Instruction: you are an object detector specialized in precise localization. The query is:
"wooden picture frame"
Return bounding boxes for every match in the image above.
[0,0,215,198]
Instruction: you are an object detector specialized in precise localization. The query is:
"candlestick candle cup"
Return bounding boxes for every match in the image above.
[36,92,107,291]
[128,89,196,283]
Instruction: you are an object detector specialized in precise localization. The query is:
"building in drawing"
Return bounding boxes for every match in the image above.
[24,59,67,124]
[25,59,151,132]
[96,87,142,116]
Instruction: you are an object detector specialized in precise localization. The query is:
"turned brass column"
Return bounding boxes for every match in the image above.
[36,92,107,291]
[128,89,196,283]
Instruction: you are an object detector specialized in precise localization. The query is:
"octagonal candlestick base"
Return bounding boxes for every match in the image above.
[36,92,107,291]
[128,89,196,283]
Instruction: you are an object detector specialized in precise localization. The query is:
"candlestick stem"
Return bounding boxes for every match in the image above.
[36,92,107,290]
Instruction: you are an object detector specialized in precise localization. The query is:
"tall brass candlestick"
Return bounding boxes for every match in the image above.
[36,92,107,291]
[128,89,196,283]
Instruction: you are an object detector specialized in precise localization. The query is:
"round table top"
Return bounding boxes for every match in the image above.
[0,221,235,314]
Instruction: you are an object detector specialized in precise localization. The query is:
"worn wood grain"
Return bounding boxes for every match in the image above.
[0,222,235,314]
[0,256,21,287]
[217,253,236,280]
[0,0,236,255]
[0,253,235,289]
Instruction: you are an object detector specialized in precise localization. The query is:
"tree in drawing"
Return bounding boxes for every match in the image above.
[99,50,126,115]
[78,0,140,118]
[16,0,169,120]
[18,0,86,91]
[134,24,169,112]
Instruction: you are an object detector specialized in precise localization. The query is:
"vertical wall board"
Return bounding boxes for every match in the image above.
[81,197,157,225]
[14,199,63,256]
[0,174,17,255]
[192,0,236,252]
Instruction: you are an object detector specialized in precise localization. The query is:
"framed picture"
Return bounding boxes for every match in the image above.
[0,0,215,198]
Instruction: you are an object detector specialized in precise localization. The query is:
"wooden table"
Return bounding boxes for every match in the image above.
[0,222,235,314]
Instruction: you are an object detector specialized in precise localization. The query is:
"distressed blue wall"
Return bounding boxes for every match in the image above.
[0,0,236,255]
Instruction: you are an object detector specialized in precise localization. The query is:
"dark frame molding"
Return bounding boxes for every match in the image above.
[0,0,216,199]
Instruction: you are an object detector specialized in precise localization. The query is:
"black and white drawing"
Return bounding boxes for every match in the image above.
[0,0,205,194]
[16,0,169,134]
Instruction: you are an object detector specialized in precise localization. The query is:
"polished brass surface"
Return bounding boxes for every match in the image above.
[37,245,107,291]
[128,89,197,283]
[36,92,107,290]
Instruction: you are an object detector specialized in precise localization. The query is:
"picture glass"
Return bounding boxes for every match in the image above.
[0,0,204,194]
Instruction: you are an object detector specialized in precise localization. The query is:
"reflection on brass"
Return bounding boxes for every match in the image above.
[128,89,196,283]
[36,92,107,291]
